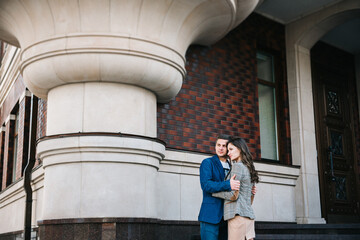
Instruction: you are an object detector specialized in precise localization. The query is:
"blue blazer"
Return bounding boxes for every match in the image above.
[198,155,231,224]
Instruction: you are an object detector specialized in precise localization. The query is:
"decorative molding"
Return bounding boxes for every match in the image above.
[21,33,186,65]
[20,34,186,78]
[37,134,166,169]
[0,178,25,210]
[4,114,15,125]
[19,34,187,101]
[0,46,21,108]
[19,89,31,103]
[0,167,43,210]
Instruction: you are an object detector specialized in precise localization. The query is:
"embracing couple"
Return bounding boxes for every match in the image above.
[198,135,259,240]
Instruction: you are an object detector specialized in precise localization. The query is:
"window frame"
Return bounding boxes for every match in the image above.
[6,105,19,187]
[11,109,19,183]
[0,127,4,189]
[256,49,282,162]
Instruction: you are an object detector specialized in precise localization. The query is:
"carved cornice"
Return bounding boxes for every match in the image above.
[0,46,20,108]
[0,0,259,102]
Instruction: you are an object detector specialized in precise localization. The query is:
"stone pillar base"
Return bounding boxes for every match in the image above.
[38,218,200,240]
[296,217,326,224]
[37,133,165,220]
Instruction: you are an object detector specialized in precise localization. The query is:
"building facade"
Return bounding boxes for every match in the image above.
[0,0,359,239]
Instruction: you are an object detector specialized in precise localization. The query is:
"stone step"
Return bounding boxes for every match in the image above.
[191,223,360,240]
[255,223,360,235]
[255,234,360,240]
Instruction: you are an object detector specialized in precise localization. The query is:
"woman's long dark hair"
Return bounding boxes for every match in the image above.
[228,137,259,183]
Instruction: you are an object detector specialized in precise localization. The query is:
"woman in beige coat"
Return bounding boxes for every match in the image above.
[213,137,259,240]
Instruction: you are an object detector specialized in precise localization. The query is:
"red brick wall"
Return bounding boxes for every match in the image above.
[0,93,46,188]
[2,117,15,189]
[34,98,47,167]
[157,13,291,163]
[0,88,47,182]
[0,86,40,190]
[36,98,47,140]
[0,94,33,189]
[15,96,31,179]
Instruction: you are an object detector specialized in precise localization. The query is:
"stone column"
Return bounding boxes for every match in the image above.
[286,44,325,223]
[0,0,259,238]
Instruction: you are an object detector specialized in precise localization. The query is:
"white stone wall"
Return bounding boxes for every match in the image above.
[46,83,157,136]
[37,135,165,220]
[0,166,44,233]
[157,150,299,222]
[0,149,299,234]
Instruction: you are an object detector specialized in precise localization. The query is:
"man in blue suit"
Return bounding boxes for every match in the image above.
[198,135,240,240]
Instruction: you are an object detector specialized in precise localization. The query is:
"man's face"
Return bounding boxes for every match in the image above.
[215,139,228,158]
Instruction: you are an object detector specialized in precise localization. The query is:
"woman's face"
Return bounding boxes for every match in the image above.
[227,143,242,161]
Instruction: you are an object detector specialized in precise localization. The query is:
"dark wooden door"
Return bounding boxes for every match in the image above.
[312,44,360,223]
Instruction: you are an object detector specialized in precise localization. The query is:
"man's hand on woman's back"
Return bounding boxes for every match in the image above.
[230,175,240,191]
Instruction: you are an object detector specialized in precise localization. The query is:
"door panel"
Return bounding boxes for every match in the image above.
[312,54,359,223]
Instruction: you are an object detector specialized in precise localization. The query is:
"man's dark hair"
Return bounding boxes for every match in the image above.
[216,134,231,142]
